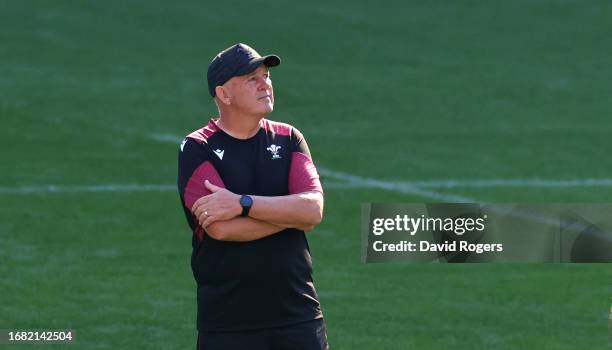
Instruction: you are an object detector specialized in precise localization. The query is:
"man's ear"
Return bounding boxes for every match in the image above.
[215,85,232,106]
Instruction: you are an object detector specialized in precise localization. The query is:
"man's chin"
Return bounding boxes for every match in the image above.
[262,103,274,114]
[251,101,273,116]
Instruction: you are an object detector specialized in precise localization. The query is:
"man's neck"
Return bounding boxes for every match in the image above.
[217,111,264,140]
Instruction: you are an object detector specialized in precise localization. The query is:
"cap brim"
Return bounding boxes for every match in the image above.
[262,55,281,67]
[235,55,281,76]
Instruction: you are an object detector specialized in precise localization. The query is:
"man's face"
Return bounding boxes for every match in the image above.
[224,65,274,116]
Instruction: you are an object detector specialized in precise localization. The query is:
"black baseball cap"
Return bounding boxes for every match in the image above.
[207,43,281,97]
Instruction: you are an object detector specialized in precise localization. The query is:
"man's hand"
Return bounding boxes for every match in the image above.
[192,180,242,228]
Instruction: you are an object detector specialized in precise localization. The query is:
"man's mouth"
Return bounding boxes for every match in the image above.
[258,95,272,100]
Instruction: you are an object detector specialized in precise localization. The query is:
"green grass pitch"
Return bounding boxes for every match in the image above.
[2,1,612,349]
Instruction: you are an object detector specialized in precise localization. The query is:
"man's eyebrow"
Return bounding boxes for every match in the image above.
[245,69,270,78]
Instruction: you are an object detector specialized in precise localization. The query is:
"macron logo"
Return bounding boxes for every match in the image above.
[213,149,224,160]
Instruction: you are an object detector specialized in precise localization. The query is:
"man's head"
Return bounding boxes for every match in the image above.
[207,43,280,117]
[207,43,280,97]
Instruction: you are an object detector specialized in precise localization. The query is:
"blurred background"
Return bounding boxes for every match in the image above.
[2,1,612,348]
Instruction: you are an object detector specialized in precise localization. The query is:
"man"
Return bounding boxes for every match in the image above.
[177,43,329,350]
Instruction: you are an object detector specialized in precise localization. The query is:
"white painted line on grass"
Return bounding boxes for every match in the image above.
[320,177,612,189]
[4,173,612,199]
[4,173,612,200]
[0,179,467,201]
[0,182,362,195]
[147,133,183,143]
[0,184,175,194]
[318,167,475,202]
[405,178,612,189]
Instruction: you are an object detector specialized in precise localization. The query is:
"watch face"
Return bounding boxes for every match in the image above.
[240,195,253,207]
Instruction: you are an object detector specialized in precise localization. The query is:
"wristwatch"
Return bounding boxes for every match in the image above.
[239,195,253,217]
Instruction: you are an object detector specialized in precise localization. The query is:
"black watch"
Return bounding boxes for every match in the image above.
[239,195,253,217]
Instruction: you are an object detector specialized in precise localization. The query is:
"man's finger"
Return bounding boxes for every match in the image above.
[205,180,221,193]
[192,196,210,213]
[192,198,202,213]
[193,204,205,218]
[197,207,213,222]
[196,212,205,226]
[201,215,216,228]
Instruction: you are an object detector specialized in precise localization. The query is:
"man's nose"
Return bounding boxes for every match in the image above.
[257,77,271,90]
